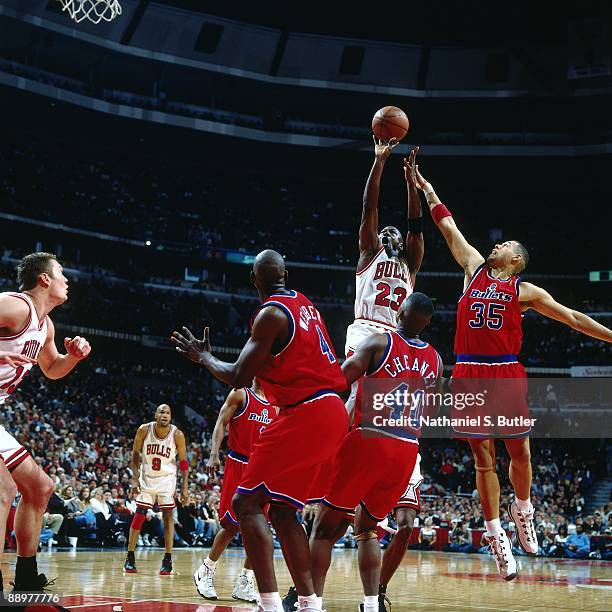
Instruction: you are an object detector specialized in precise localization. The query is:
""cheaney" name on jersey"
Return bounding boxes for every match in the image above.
[384,356,437,385]
[469,283,512,302]
[146,444,171,458]
[373,261,407,283]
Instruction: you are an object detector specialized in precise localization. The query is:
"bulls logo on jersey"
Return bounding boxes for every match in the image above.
[145,443,172,459]
[21,339,43,360]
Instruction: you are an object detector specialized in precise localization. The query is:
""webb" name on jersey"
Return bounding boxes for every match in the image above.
[146,443,172,458]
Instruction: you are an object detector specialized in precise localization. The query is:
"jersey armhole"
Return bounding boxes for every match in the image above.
[458,263,485,301]
[259,302,295,357]
[233,389,249,419]
[367,332,393,376]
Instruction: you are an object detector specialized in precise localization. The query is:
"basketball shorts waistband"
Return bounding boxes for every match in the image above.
[228,449,249,463]
[456,354,517,364]
[284,389,340,409]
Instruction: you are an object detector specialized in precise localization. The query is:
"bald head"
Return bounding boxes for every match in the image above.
[252,250,286,285]
[155,403,172,427]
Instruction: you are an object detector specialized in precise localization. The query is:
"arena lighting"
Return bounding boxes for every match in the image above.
[145,240,152,246]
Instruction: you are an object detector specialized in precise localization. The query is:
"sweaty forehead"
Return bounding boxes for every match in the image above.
[382,226,400,235]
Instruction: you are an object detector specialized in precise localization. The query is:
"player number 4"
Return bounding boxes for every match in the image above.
[315,325,336,364]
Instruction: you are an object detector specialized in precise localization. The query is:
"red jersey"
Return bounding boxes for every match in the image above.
[355,331,441,441]
[253,290,346,407]
[228,387,275,459]
[454,264,523,359]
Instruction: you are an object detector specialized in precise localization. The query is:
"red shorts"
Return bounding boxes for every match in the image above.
[219,451,248,527]
[451,362,530,438]
[394,481,421,512]
[323,429,419,522]
[236,394,349,509]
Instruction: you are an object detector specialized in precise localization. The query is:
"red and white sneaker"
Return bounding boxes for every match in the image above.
[484,530,519,581]
[509,501,538,554]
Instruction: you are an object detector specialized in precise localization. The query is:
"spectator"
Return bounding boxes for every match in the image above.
[562,524,590,559]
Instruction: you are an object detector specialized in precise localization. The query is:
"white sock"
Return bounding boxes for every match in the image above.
[204,556,217,569]
[298,593,318,609]
[242,568,254,579]
[515,497,532,512]
[260,592,282,610]
[485,518,503,536]
[316,596,323,609]
[364,595,378,612]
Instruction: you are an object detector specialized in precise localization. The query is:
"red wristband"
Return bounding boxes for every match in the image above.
[431,203,452,224]
[179,460,189,472]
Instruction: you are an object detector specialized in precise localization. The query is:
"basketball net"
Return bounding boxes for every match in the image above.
[57,0,122,24]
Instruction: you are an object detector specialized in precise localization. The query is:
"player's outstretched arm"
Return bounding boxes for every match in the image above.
[520,283,612,343]
[175,429,190,505]
[207,388,246,477]
[403,147,425,283]
[413,166,484,277]
[37,319,91,380]
[171,306,287,388]
[131,425,148,495]
[342,333,390,386]
[359,136,398,267]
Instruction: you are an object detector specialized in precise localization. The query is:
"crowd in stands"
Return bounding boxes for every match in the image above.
[1,363,609,560]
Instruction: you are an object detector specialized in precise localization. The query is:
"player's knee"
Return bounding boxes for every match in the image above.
[232,493,255,519]
[510,443,531,467]
[40,473,54,500]
[396,519,414,540]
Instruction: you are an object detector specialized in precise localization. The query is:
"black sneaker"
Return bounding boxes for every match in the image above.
[123,557,138,573]
[282,585,298,611]
[159,558,172,575]
[12,572,55,591]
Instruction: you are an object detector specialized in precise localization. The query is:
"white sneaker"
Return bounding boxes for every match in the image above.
[136,536,143,547]
[232,573,258,603]
[484,531,519,581]
[142,534,151,546]
[193,562,217,600]
[509,501,538,554]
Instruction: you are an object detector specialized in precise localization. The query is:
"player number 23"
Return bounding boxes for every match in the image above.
[375,282,407,312]
[469,302,505,329]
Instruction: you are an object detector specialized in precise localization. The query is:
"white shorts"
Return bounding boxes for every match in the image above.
[0,424,29,472]
[344,319,395,358]
[395,453,423,510]
[345,319,395,419]
[136,474,177,510]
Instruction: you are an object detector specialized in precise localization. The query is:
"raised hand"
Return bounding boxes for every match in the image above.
[0,352,36,368]
[64,336,91,360]
[414,163,429,191]
[171,326,212,364]
[373,135,398,162]
[403,146,420,186]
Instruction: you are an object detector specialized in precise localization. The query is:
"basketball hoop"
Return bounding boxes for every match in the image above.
[57,0,122,24]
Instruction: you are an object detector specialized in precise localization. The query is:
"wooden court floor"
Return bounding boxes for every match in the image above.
[1,547,610,611]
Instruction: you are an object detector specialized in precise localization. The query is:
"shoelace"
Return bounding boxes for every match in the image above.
[516,509,537,544]
[488,537,508,566]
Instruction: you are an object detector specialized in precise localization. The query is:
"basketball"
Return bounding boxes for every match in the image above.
[372,106,410,142]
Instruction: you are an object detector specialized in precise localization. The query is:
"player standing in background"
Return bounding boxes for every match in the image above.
[194,381,277,603]
[414,163,612,580]
[123,403,189,576]
[172,249,348,612]
[0,252,90,595]
[310,293,442,612]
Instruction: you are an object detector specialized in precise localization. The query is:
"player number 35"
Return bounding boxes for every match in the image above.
[469,302,505,329]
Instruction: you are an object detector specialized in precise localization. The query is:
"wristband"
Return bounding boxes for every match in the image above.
[431,204,452,224]
[407,217,423,233]
[179,459,189,472]
[423,183,435,195]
